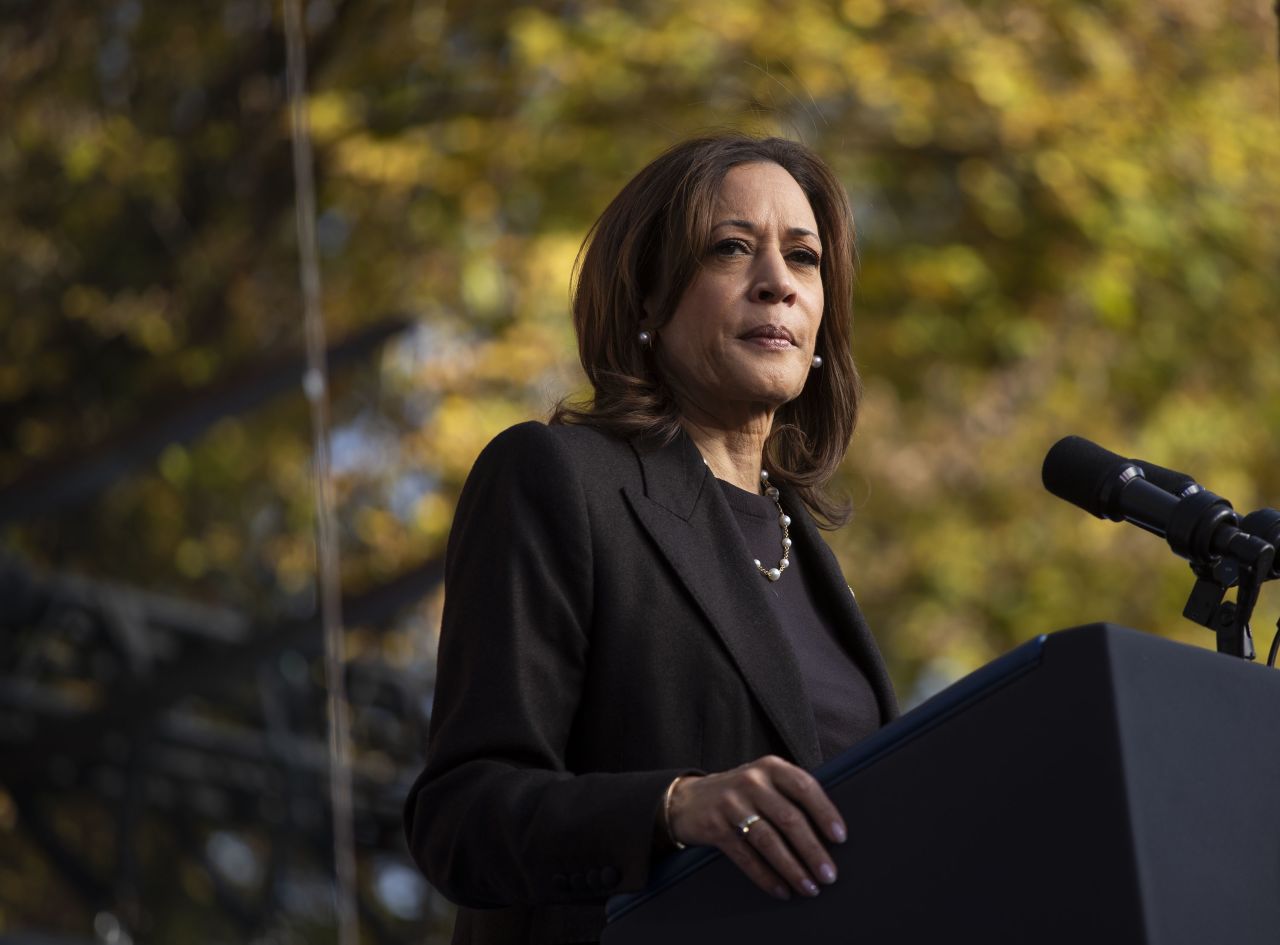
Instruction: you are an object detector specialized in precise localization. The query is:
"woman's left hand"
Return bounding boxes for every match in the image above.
[664,755,846,901]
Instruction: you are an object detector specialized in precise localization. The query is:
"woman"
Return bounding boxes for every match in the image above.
[404,134,898,945]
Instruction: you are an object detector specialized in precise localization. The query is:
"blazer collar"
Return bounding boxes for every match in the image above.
[630,429,708,522]
[624,431,824,768]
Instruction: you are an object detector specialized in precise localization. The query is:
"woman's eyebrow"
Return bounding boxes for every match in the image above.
[712,218,820,240]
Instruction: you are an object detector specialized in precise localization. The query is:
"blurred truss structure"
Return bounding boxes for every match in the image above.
[0,321,449,943]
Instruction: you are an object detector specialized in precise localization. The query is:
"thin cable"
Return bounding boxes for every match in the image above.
[281,2,359,944]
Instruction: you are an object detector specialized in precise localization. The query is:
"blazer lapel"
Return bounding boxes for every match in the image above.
[783,490,900,722]
[622,433,824,768]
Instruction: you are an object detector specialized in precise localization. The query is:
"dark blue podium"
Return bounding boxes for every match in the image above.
[604,624,1280,944]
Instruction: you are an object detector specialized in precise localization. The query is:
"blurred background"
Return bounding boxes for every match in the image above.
[1,0,1277,942]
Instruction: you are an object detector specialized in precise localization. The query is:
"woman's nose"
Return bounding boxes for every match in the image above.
[749,249,796,304]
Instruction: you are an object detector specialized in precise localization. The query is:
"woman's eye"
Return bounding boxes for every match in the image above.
[713,238,750,256]
[791,248,821,267]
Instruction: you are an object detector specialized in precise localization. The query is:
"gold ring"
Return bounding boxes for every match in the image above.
[737,813,762,837]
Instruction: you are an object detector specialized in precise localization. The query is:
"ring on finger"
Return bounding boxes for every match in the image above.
[737,813,763,837]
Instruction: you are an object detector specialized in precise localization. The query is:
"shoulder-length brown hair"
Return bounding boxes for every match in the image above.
[552,133,861,526]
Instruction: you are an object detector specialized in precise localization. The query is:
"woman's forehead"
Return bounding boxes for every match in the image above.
[711,163,819,235]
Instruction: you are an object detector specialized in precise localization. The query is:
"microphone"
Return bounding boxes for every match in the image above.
[1130,458,1202,500]
[1241,508,1280,580]
[1041,436,1180,535]
[1041,436,1274,571]
[1131,456,1280,581]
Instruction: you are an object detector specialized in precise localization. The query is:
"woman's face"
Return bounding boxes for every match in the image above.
[656,161,824,427]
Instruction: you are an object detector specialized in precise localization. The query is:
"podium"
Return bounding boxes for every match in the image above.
[603,624,1280,944]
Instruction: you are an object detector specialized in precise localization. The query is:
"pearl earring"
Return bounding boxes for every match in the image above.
[639,330,653,347]
[811,355,823,369]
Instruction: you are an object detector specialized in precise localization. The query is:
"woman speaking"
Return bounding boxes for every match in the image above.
[404,133,898,945]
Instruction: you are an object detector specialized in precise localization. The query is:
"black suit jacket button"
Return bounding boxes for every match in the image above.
[585,868,600,890]
[553,873,570,892]
[570,872,586,891]
[600,866,620,889]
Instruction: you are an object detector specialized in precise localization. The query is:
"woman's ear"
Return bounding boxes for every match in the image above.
[637,298,662,341]
[640,295,657,327]
[636,299,660,349]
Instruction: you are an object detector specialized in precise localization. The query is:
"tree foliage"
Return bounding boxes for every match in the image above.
[2,0,1278,939]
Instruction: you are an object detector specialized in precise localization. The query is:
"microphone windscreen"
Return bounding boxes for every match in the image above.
[1042,436,1133,518]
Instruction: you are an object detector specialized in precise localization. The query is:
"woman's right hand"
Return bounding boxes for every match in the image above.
[665,755,846,901]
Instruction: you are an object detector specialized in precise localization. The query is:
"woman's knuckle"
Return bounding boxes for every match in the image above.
[729,844,765,876]
[751,827,778,850]
[773,807,802,829]
[776,858,805,885]
[797,840,825,864]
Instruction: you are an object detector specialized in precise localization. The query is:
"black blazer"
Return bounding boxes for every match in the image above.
[404,421,898,945]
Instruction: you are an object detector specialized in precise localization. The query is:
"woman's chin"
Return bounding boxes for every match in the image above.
[738,375,808,409]
[710,383,807,420]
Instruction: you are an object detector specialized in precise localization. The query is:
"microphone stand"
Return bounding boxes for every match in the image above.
[1182,550,1272,660]
[1156,489,1276,660]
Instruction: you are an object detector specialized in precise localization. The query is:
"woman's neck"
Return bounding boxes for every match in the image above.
[678,415,772,494]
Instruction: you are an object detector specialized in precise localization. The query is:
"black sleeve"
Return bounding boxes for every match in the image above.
[403,422,684,908]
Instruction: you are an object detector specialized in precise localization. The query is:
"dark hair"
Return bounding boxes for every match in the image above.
[552,133,861,526]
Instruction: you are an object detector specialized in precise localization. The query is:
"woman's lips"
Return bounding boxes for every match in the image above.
[740,335,794,349]
[739,325,795,348]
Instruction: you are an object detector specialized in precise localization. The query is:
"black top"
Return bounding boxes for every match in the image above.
[717,479,882,762]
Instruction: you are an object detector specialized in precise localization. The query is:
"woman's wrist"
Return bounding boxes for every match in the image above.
[661,774,695,850]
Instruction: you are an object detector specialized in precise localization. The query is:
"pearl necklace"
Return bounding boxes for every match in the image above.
[753,470,792,582]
